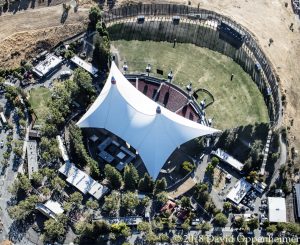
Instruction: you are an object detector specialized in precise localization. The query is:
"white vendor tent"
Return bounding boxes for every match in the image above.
[77,62,220,179]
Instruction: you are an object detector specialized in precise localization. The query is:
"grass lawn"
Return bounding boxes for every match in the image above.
[112,40,269,129]
[28,86,51,124]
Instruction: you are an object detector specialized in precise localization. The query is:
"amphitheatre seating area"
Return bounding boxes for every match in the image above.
[128,78,201,123]
[158,83,188,112]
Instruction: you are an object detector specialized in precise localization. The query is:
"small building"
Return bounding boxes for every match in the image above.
[71,55,98,77]
[56,135,69,162]
[29,129,41,140]
[160,200,176,214]
[32,54,63,78]
[59,162,109,200]
[36,200,64,220]
[212,148,244,173]
[226,178,252,205]
[294,184,300,220]
[26,140,38,179]
[268,197,287,223]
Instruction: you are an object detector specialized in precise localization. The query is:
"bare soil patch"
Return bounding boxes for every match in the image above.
[0,4,90,67]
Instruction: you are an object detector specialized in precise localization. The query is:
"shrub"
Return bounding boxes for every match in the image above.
[181,161,195,173]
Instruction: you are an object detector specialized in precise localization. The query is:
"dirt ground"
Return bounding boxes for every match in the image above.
[0,3,91,67]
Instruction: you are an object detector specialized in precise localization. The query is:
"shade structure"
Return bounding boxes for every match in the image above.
[77,62,220,179]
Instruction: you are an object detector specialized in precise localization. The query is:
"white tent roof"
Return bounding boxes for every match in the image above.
[77,62,220,179]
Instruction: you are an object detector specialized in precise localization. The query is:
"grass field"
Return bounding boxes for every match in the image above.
[28,87,51,124]
[112,40,269,129]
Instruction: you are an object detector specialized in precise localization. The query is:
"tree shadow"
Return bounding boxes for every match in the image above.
[61,10,69,24]
[8,218,32,243]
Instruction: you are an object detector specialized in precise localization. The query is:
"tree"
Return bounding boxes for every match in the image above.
[138,173,154,193]
[223,202,232,212]
[123,163,139,190]
[151,219,164,232]
[73,68,95,105]
[89,6,102,28]
[266,225,277,233]
[247,171,258,183]
[111,222,131,237]
[211,157,220,166]
[171,235,183,244]
[69,123,100,177]
[93,220,111,235]
[158,233,169,242]
[205,163,215,174]
[43,215,67,242]
[180,196,191,209]
[40,137,60,163]
[154,177,167,193]
[181,219,191,231]
[64,192,83,212]
[51,176,66,191]
[181,161,195,172]
[121,191,139,214]
[141,196,150,206]
[41,187,51,197]
[8,195,39,220]
[247,218,259,231]
[93,34,110,69]
[104,165,123,189]
[75,220,93,235]
[96,20,109,37]
[137,221,151,232]
[31,171,44,186]
[285,223,300,235]
[200,222,212,233]
[156,191,168,205]
[103,191,120,215]
[276,222,286,232]
[9,173,32,195]
[214,213,228,227]
[234,216,245,229]
[145,231,158,244]
[86,200,99,210]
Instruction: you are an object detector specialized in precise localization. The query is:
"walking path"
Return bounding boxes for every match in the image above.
[269,134,287,188]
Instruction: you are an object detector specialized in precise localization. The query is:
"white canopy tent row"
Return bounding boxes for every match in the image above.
[77,62,220,180]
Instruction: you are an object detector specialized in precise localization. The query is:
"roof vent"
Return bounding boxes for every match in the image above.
[156,106,161,114]
[111,76,116,84]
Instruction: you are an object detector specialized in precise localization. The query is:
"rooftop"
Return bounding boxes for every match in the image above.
[57,135,70,162]
[36,200,64,220]
[71,55,98,76]
[26,140,38,179]
[59,162,109,200]
[226,178,252,205]
[212,148,244,172]
[268,197,287,223]
[32,54,62,78]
